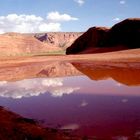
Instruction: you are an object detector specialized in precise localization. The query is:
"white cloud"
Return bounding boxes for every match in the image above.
[74,0,85,6]
[113,17,120,22]
[38,23,61,32]
[0,12,78,33]
[47,11,78,22]
[120,0,126,4]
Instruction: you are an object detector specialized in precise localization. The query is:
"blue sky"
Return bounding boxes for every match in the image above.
[0,0,139,33]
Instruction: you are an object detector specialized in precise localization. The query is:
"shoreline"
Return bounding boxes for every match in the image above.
[0,49,140,68]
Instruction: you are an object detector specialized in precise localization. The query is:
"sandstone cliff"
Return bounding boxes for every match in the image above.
[66,18,140,54]
[0,33,62,56]
[0,32,82,56]
[34,32,83,48]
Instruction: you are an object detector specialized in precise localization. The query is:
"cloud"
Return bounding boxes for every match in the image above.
[113,17,120,22]
[47,11,78,22]
[120,0,126,4]
[0,12,78,33]
[38,23,61,32]
[74,0,85,6]
[0,14,61,33]
[0,78,80,99]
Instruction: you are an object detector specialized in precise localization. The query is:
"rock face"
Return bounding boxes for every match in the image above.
[67,27,110,54]
[34,32,83,48]
[0,32,82,56]
[0,107,79,140]
[66,18,140,54]
[0,33,62,56]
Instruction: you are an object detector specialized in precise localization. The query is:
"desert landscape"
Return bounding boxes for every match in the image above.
[0,2,140,138]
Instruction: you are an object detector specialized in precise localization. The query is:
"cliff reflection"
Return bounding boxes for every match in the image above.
[0,61,81,81]
[72,61,140,86]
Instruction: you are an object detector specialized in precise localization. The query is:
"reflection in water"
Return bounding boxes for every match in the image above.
[0,60,140,139]
[72,61,140,86]
[60,124,80,130]
[0,78,80,98]
[0,61,81,81]
[79,100,88,107]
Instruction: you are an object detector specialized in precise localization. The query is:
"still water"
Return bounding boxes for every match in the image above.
[0,61,140,139]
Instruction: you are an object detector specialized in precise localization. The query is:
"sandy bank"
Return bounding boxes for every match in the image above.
[0,49,140,68]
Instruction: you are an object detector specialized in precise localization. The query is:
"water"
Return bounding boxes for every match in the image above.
[0,60,140,139]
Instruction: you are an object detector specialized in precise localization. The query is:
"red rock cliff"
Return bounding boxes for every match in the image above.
[34,32,83,48]
[0,33,62,56]
[66,18,140,54]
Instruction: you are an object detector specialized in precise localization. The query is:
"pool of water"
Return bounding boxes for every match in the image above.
[0,60,140,139]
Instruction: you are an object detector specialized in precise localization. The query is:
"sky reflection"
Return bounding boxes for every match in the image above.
[0,78,80,98]
[0,75,140,99]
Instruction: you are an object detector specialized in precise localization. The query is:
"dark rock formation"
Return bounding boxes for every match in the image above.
[66,18,140,54]
[108,18,140,48]
[0,107,80,140]
[34,33,48,42]
[66,27,109,54]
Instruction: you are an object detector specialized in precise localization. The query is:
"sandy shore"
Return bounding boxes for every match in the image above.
[0,49,140,68]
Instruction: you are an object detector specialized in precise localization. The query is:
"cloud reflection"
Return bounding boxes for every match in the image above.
[42,79,63,87]
[0,81,7,86]
[60,123,79,130]
[79,100,88,107]
[0,78,80,99]
[51,87,80,97]
[112,136,128,140]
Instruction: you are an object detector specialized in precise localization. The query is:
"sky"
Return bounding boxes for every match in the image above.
[0,0,139,33]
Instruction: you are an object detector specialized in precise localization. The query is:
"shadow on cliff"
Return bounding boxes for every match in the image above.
[66,18,140,54]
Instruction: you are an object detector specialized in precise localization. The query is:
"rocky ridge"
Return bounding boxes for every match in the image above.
[66,18,140,54]
[0,33,62,56]
[0,32,83,56]
[34,32,83,48]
